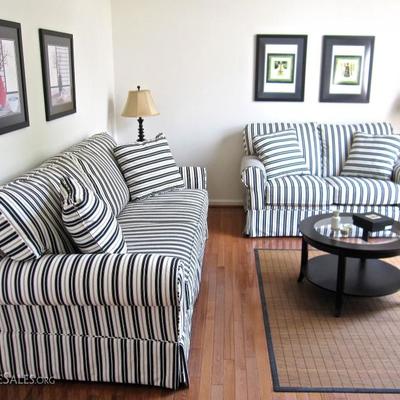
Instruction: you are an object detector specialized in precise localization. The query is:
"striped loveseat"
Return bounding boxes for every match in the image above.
[0,133,208,389]
[241,121,400,237]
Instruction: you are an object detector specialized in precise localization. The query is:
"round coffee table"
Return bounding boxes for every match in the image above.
[298,213,400,317]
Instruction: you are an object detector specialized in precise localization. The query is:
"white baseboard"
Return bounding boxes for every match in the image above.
[209,199,243,206]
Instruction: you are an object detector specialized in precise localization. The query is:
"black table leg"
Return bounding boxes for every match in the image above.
[335,255,346,317]
[298,238,308,282]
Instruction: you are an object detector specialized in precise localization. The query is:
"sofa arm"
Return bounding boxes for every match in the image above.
[393,162,400,184]
[241,156,266,210]
[0,253,183,307]
[179,166,207,189]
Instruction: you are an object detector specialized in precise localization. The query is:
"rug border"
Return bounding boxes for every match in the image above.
[254,248,400,394]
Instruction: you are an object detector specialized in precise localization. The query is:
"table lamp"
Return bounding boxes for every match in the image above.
[121,86,159,142]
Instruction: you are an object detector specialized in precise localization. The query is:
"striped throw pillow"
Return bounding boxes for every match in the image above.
[341,133,400,180]
[114,134,185,201]
[253,129,310,179]
[61,177,127,254]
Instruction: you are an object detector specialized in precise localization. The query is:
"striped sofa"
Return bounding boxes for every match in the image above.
[241,122,400,237]
[0,133,208,389]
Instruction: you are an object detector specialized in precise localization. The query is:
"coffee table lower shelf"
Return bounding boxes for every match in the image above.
[305,254,400,297]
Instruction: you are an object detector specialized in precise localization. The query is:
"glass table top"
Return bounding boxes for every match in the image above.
[314,215,400,245]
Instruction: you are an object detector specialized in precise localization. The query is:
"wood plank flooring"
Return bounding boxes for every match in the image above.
[1,207,400,399]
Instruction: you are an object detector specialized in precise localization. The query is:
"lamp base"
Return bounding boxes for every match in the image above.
[137,117,145,142]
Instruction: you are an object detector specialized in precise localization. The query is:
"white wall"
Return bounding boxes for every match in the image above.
[0,0,115,184]
[111,0,400,204]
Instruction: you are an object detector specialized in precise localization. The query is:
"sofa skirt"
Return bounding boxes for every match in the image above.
[0,300,194,389]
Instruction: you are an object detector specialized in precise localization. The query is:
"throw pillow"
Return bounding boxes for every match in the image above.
[341,133,400,180]
[253,129,310,179]
[114,134,185,201]
[60,177,127,254]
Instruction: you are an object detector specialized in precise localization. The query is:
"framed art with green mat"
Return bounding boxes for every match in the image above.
[255,34,307,101]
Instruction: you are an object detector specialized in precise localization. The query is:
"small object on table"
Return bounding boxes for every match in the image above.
[331,210,341,230]
[352,213,394,241]
[340,224,352,237]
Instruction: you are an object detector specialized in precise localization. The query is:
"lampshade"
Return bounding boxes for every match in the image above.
[121,87,159,118]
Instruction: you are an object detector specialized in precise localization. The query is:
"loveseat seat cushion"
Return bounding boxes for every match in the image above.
[117,189,208,306]
[265,175,334,206]
[325,176,400,205]
[319,122,393,177]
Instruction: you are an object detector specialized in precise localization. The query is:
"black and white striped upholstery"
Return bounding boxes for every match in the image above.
[0,212,39,261]
[244,205,400,237]
[241,156,266,210]
[253,129,310,179]
[70,134,129,216]
[241,121,398,237]
[341,133,400,180]
[393,162,400,184]
[325,176,400,205]
[179,166,207,189]
[0,176,77,259]
[117,189,208,308]
[114,134,185,201]
[61,177,127,254]
[320,122,393,177]
[0,150,96,260]
[266,175,334,206]
[0,253,187,388]
[244,122,321,176]
[0,131,209,389]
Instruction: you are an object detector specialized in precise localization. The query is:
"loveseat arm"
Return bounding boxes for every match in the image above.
[179,166,207,189]
[241,156,266,210]
[393,162,400,184]
[0,253,183,307]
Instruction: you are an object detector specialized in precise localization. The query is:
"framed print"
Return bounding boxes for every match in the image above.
[319,36,374,103]
[0,19,29,135]
[39,29,76,121]
[255,35,307,101]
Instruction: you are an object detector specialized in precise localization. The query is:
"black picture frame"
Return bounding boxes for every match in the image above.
[39,29,76,121]
[319,35,374,103]
[255,34,307,101]
[0,19,29,135]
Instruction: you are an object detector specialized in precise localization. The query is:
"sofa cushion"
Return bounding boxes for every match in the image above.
[266,175,334,206]
[0,176,77,259]
[114,134,185,201]
[0,210,40,261]
[117,189,208,306]
[70,133,129,216]
[325,176,400,205]
[244,122,321,176]
[253,129,310,179]
[0,133,126,260]
[319,122,393,177]
[341,133,400,180]
[61,177,127,254]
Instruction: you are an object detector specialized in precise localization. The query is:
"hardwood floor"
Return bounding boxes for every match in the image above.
[1,207,400,399]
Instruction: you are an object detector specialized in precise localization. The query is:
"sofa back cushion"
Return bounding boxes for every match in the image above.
[0,133,128,260]
[243,122,322,176]
[70,133,129,216]
[0,152,92,260]
[320,122,393,177]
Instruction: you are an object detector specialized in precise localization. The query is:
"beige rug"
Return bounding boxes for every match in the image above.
[255,249,400,393]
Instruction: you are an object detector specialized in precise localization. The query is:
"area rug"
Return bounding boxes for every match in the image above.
[255,249,400,393]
